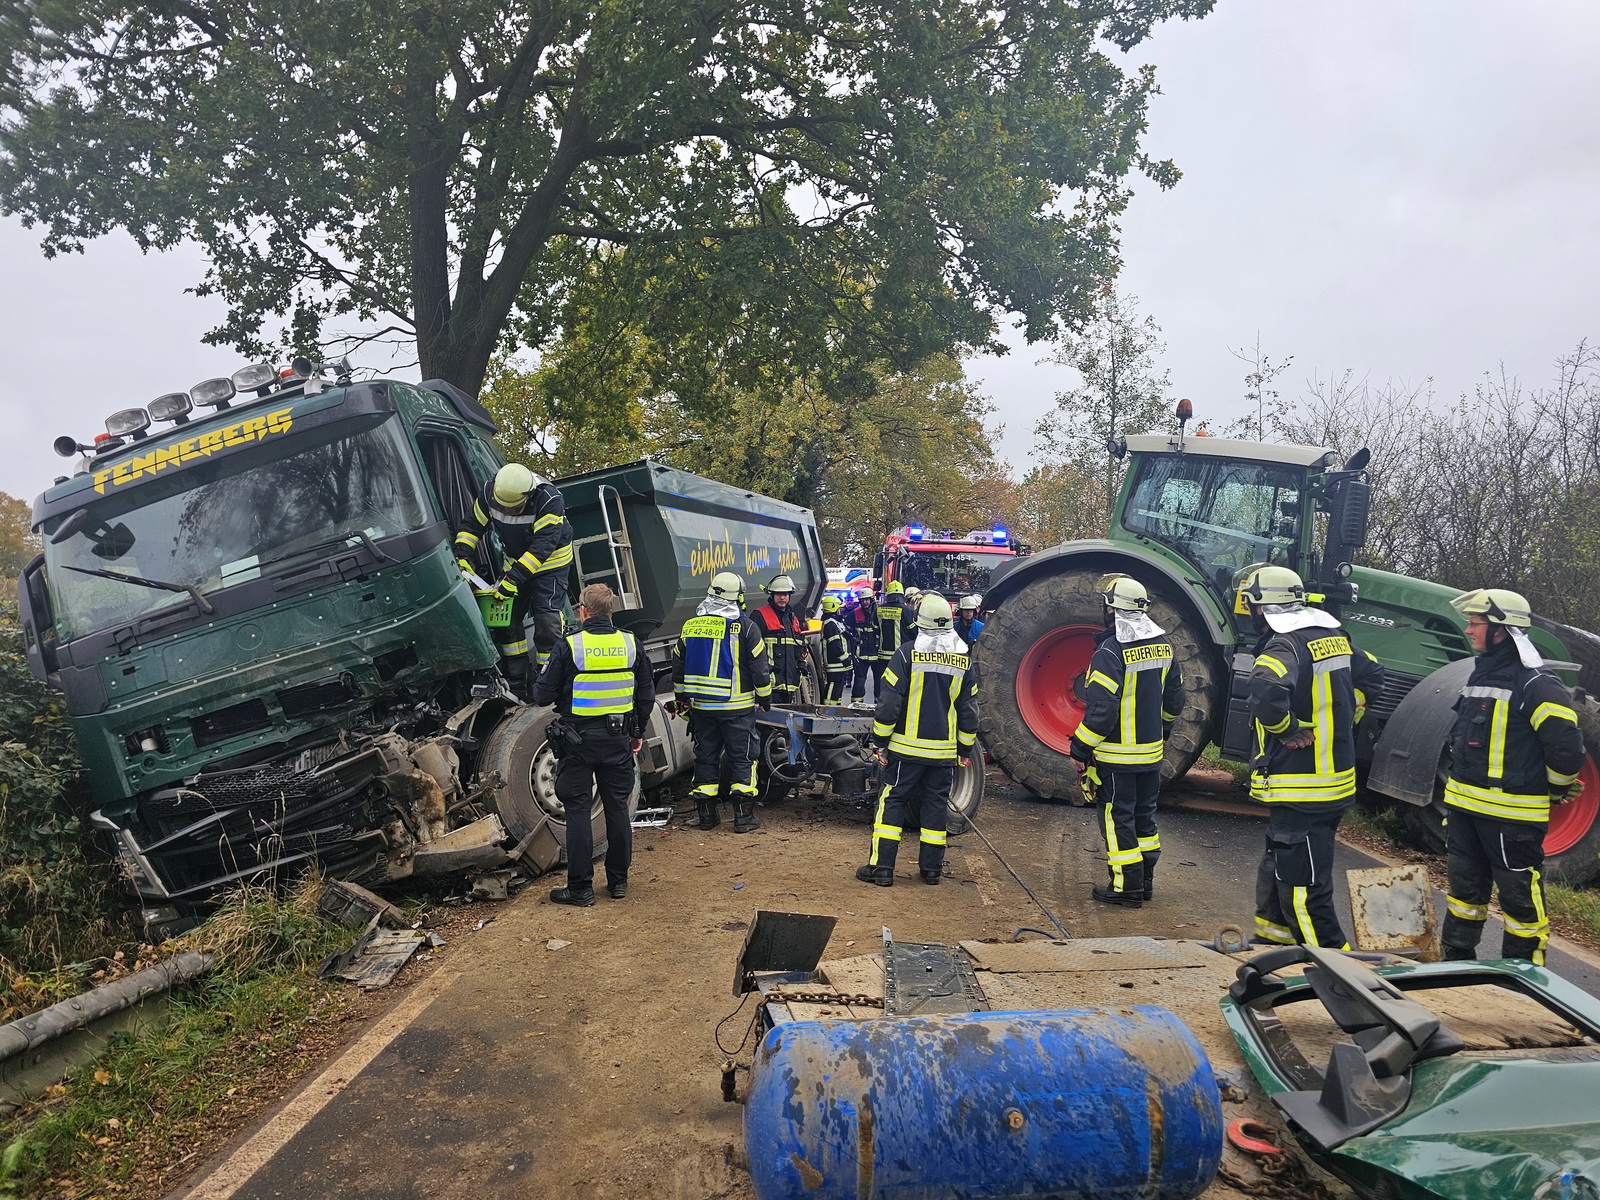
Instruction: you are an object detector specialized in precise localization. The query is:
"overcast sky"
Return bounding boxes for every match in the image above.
[3,0,1599,505]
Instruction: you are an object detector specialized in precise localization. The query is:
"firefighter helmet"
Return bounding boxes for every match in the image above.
[915,593,955,630]
[765,574,796,594]
[820,594,842,613]
[1451,587,1532,628]
[709,571,745,600]
[1096,574,1150,612]
[885,580,904,594]
[959,594,982,612]
[492,463,536,508]
[1235,564,1305,609]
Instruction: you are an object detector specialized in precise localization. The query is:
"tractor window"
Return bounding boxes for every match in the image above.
[1123,456,1304,592]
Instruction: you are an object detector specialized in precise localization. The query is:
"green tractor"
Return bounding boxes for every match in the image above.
[975,423,1600,885]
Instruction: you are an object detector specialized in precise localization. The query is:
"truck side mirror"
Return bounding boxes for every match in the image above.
[16,555,60,682]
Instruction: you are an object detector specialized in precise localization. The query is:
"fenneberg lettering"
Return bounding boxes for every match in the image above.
[92,407,296,494]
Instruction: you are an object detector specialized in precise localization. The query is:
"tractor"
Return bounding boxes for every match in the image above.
[975,420,1600,885]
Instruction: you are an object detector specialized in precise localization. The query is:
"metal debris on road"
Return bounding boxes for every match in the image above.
[546,939,572,951]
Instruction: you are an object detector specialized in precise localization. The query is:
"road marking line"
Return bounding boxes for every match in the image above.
[177,966,462,1200]
[961,849,998,906]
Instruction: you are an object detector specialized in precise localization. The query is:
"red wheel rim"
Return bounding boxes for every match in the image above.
[1016,624,1103,754]
[1547,754,1600,856]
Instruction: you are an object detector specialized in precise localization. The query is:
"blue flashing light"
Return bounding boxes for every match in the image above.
[908,524,925,541]
[991,526,1009,544]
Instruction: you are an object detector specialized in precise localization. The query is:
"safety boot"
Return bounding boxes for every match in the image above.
[691,797,721,830]
[856,865,894,887]
[919,870,942,886]
[1141,863,1156,902]
[549,885,596,907]
[1091,885,1141,908]
[733,801,762,833]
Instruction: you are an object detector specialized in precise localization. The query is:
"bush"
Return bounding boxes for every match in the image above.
[0,597,126,976]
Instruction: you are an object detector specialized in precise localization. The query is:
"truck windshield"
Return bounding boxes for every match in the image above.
[1122,456,1304,591]
[45,415,430,641]
[899,550,1006,594]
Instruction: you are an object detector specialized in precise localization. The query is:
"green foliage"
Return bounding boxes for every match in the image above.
[0,0,1212,399]
[0,598,120,974]
[0,887,350,1199]
[0,491,37,582]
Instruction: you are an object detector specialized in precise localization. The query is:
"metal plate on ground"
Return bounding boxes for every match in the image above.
[960,936,1222,974]
[733,910,838,996]
[1347,865,1440,958]
[884,942,988,1016]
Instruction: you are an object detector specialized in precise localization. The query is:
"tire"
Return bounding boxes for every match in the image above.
[476,705,638,860]
[975,569,1220,800]
[947,756,984,834]
[1398,694,1600,886]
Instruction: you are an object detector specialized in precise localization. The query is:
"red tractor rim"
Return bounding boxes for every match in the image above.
[1016,624,1103,755]
[1547,754,1600,856]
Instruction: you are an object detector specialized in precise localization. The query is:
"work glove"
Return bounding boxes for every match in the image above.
[457,557,475,578]
[492,577,515,602]
[1554,778,1586,805]
[1078,762,1100,803]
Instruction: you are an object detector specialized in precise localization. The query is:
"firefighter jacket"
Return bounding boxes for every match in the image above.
[850,598,879,659]
[876,597,906,661]
[1069,629,1184,772]
[821,615,853,675]
[673,602,772,712]
[873,636,979,761]
[533,617,654,729]
[453,478,574,600]
[752,603,809,693]
[1444,637,1585,824]
[1248,624,1385,809]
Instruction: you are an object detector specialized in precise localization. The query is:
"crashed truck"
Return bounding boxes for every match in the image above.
[16,359,823,935]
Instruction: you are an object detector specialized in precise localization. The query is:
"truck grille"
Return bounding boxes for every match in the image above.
[1368,669,1423,724]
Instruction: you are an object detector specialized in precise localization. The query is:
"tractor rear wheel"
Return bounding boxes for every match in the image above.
[976,569,1219,799]
[1396,693,1600,886]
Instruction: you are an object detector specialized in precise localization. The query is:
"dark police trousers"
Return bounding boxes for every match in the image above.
[1254,805,1349,949]
[868,755,951,874]
[553,720,636,890]
[1441,810,1550,963]
[1099,769,1160,896]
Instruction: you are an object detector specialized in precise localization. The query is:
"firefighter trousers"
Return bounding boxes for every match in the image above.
[1098,768,1160,896]
[1254,805,1349,949]
[553,722,636,891]
[851,656,873,701]
[823,671,851,705]
[1441,809,1549,964]
[688,707,758,802]
[868,755,951,875]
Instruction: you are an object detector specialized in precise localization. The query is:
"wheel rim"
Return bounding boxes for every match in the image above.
[950,759,980,816]
[1547,754,1600,856]
[1016,624,1102,754]
[530,743,566,821]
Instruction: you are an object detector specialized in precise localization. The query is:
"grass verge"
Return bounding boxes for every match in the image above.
[0,884,353,1200]
[1196,744,1251,788]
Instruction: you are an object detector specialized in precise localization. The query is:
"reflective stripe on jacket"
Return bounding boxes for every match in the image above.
[1070,630,1184,771]
[1248,625,1383,808]
[531,617,654,726]
[753,604,808,691]
[452,478,573,595]
[872,643,979,761]
[673,613,772,711]
[1444,637,1585,823]
[876,602,905,661]
[822,615,853,674]
[567,630,638,716]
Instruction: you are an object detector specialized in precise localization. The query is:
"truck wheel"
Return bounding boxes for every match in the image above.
[1398,695,1600,886]
[948,756,985,834]
[477,706,638,861]
[976,569,1218,800]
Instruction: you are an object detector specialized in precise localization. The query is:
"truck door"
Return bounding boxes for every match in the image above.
[415,422,494,575]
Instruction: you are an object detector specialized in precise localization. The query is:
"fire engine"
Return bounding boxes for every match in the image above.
[874,524,1027,601]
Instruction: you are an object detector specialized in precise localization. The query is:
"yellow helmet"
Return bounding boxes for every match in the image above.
[1095,573,1150,612]
[820,594,842,613]
[709,571,744,600]
[885,580,904,594]
[1452,587,1532,628]
[1235,564,1305,610]
[915,594,955,630]
[492,463,536,508]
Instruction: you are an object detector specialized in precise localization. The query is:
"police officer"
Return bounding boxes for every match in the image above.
[1440,588,1585,965]
[1240,565,1384,948]
[858,595,979,887]
[1069,576,1185,907]
[533,584,654,906]
[850,590,879,702]
[820,595,854,704]
[954,595,985,644]
[874,581,907,692]
[752,575,810,705]
[453,463,574,697]
[673,572,773,832]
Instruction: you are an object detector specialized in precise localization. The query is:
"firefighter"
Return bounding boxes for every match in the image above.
[752,575,810,705]
[1240,565,1384,949]
[850,589,878,702]
[820,594,854,705]
[1069,575,1185,907]
[672,572,772,833]
[1440,588,1585,965]
[954,595,985,644]
[874,581,907,691]
[533,584,654,906]
[858,595,979,887]
[453,463,574,698]
[901,586,924,642]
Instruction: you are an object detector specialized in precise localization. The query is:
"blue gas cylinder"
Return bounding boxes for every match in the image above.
[742,1006,1223,1200]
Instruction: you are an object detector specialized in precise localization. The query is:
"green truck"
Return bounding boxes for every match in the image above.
[976,424,1600,884]
[17,361,824,933]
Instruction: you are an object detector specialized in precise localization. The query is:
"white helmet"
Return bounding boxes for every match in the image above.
[1096,573,1150,612]
[709,571,745,600]
[1452,587,1532,628]
[915,594,955,630]
[1234,564,1305,609]
[492,463,536,507]
[765,574,796,594]
[959,594,982,612]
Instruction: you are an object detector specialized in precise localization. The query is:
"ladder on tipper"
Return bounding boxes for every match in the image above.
[571,484,642,611]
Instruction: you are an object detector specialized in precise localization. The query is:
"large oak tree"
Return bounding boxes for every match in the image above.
[0,0,1210,397]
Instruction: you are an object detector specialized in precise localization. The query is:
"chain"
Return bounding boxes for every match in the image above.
[768,990,885,1008]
